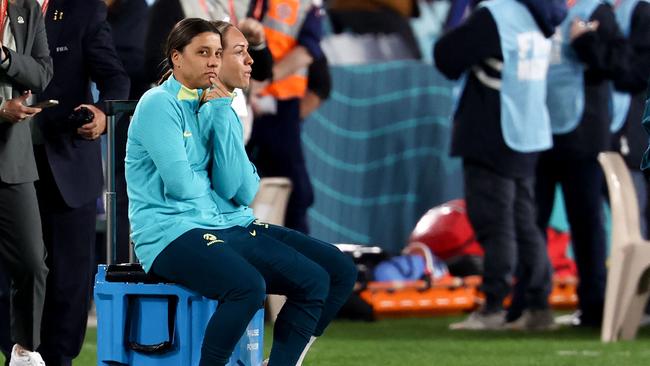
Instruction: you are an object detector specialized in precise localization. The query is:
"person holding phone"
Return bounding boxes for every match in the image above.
[527,0,628,328]
[28,100,58,109]
[25,1,130,365]
[0,0,53,365]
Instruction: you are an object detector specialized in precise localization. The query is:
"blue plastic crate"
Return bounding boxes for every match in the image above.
[94,265,264,366]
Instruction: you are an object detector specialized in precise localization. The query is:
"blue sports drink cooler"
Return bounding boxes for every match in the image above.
[94,265,264,366]
[95,101,264,366]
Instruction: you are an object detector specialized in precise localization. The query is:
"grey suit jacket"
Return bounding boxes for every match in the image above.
[0,0,53,184]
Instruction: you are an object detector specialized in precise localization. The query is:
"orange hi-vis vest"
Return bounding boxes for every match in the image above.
[261,0,312,100]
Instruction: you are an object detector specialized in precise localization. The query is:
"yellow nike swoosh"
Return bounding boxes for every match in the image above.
[183,131,192,137]
[249,230,256,237]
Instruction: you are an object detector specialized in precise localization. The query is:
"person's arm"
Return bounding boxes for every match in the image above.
[133,92,212,200]
[233,161,260,206]
[3,4,53,93]
[301,56,331,119]
[228,99,260,205]
[571,4,626,78]
[272,46,313,81]
[200,100,259,204]
[76,1,130,140]
[613,2,650,94]
[249,46,274,81]
[239,17,274,81]
[272,6,323,81]
[0,91,42,124]
[434,7,501,80]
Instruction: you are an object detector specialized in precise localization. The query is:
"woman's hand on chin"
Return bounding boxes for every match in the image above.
[201,77,232,103]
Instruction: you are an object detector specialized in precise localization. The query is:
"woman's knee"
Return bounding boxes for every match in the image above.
[230,271,267,308]
[301,265,330,303]
[336,254,358,290]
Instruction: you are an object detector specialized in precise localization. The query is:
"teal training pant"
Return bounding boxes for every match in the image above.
[150,222,357,366]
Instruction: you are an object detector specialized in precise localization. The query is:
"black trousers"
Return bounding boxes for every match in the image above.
[32,150,96,366]
[535,151,607,326]
[0,181,48,352]
[463,161,552,313]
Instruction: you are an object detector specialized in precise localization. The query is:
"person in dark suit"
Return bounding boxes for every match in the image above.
[0,0,53,364]
[30,1,129,365]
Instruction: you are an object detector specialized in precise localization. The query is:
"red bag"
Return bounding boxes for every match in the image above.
[410,199,577,278]
[409,199,484,260]
[546,227,577,278]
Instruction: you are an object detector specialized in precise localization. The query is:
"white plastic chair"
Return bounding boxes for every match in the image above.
[250,177,292,226]
[250,177,292,323]
[598,152,650,342]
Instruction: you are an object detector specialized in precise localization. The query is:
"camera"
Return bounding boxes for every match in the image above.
[68,107,94,129]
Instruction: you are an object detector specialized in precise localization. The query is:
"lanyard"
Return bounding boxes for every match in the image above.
[0,0,7,41]
[253,0,264,21]
[228,0,238,25]
[199,0,238,24]
[198,0,209,16]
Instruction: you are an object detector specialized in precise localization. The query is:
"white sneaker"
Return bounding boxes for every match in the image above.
[555,310,581,327]
[9,344,46,366]
[449,310,506,330]
[505,309,558,331]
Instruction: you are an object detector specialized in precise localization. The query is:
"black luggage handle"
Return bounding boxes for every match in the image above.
[105,100,138,116]
[124,295,178,354]
[104,100,138,264]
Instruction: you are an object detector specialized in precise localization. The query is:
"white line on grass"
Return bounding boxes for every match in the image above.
[557,350,601,357]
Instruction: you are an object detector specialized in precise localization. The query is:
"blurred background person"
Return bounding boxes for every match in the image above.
[327,0,422,59]
[29,1,129,365]
[246,1,329,234]
[0,1,52,364]
[529,0,627,328]
[106,0,149,100]
[607,0,650,321]
[434,0,566,330]
[609,0,650,238]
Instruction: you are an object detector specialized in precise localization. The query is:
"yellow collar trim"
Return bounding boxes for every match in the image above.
[177,84,200,101]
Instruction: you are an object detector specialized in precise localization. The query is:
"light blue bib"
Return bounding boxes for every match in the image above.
[547,0,602,134]
[482,0,552,152]
[611,0,649,132]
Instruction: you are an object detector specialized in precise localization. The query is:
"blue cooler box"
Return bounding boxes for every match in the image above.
[94,264,264,366]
